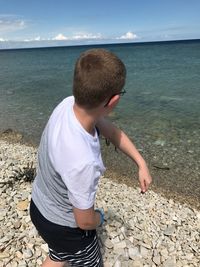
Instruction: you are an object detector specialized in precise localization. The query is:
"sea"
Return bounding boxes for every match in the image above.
[0,40,200,205]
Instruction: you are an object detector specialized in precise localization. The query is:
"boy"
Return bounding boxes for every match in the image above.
[30,49,152,267]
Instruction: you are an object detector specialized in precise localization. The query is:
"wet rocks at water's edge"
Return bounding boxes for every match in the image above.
[0,140,199,267]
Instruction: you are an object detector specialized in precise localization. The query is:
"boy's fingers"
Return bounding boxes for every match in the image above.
[140,177,152,193]
[140,179,146,193]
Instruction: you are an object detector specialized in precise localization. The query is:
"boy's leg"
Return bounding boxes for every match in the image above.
[41,256,68,267]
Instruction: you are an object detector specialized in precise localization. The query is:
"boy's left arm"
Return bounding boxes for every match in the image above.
[96,117,152,193]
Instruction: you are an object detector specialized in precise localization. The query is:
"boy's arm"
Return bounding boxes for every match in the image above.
[73,206,101,230]
[96,117,152,193]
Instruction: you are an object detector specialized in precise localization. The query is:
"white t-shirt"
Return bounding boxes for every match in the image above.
[32,96,106,227]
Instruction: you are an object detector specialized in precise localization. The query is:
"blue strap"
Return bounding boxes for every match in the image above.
[95,208,104,227]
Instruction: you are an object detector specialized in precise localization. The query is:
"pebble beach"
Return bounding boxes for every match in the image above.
[0,138,200,267]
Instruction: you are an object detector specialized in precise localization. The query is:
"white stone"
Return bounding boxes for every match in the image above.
[18,260,28,267]
[24,215,31,223]
[160,248,168,258]
[0,252,10,259]
[16,251,23,259]
[23,248,33,259]
[131,260,143,267]
[153,255,161,265]
[128,247,140,259]
[164,225,176,236]
[112,236,120,244]
[113,260,121,267]
[104,261,112,267]
[28,226,38,238]
[109,231,118,239]
[162,257,176,267]
[114,241,127,250]
[104,238,113,249]
[36,258,43,265]
[140,246,149,258]
[41,243,49,253]
[184,253,194,261]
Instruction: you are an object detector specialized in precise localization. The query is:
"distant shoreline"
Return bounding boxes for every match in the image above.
[0,38,200,51]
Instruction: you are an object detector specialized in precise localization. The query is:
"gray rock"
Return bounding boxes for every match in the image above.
[131,260,143,267]
[18,260,28,267]
[23,248,33,259]
[113,260,121,267]
[128,246,140,259]
[140,246,149,258]
[0,235,12,244]
[184,253,194,261]
[162,257,176,267]
[114,241,126,250]
[41,243,49,253]
[13,220,21,229]
[154,139,166,146]
[164,225,176,236]
[153,255,161,265]
[0,252,10,259]
[104,238,114,249]
[16,251,23,259]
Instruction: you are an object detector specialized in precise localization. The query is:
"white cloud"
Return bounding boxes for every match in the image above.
[72,33,102,40]
[0,15,26,33]
[0,37,6,41]
[34,36,41,41]
[53,32,102,41]
[118,31,138,40]
[53,33,68,41]
[23,36,48,42]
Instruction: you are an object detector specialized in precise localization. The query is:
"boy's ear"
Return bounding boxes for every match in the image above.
[108,94,120,108]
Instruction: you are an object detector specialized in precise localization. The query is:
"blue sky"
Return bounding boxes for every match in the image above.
[0,0,199,48]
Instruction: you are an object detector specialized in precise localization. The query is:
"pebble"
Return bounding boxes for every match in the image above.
[114,241,127,250]
[40,243,48,253]
[0,140,200,266]
[162,257,176,267]
[16,251,23,259]
[14,220,22,229]
[153,255,161,265]
[164,224,176,236]
[104,238,114,249]
[17,200,29,211]
[128,247,140,259]
[131,260,143,267]
[0,252,10,259]
[23,248,33,259]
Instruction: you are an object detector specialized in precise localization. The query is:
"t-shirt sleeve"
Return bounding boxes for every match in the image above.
[62,163,100,209]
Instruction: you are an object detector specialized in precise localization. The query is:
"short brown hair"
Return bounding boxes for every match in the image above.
[73,48,126,109]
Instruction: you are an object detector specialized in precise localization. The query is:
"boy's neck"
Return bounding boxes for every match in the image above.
[73,103,99,136]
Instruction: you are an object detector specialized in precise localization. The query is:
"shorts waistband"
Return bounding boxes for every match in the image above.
[65,226,96,237]
[30,199,96,238]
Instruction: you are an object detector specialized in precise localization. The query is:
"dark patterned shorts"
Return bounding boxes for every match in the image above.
[30,200,103,266]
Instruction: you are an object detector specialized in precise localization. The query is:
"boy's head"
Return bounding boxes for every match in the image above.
[73,48,126,109]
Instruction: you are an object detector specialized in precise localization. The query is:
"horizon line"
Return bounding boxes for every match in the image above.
[0,38,199,51]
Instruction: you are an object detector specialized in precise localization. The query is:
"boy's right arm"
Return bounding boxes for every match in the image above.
[96,117,152,193]
[73,206,101,230]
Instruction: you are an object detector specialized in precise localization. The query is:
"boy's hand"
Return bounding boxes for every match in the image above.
[138,164,152,193]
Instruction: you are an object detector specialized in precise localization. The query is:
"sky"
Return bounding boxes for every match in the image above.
[0,0,200,49]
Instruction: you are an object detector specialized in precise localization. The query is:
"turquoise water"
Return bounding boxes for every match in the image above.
[0,40,200,201]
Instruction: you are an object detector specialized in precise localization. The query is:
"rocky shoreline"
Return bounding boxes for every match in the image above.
[0,139,200,267]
